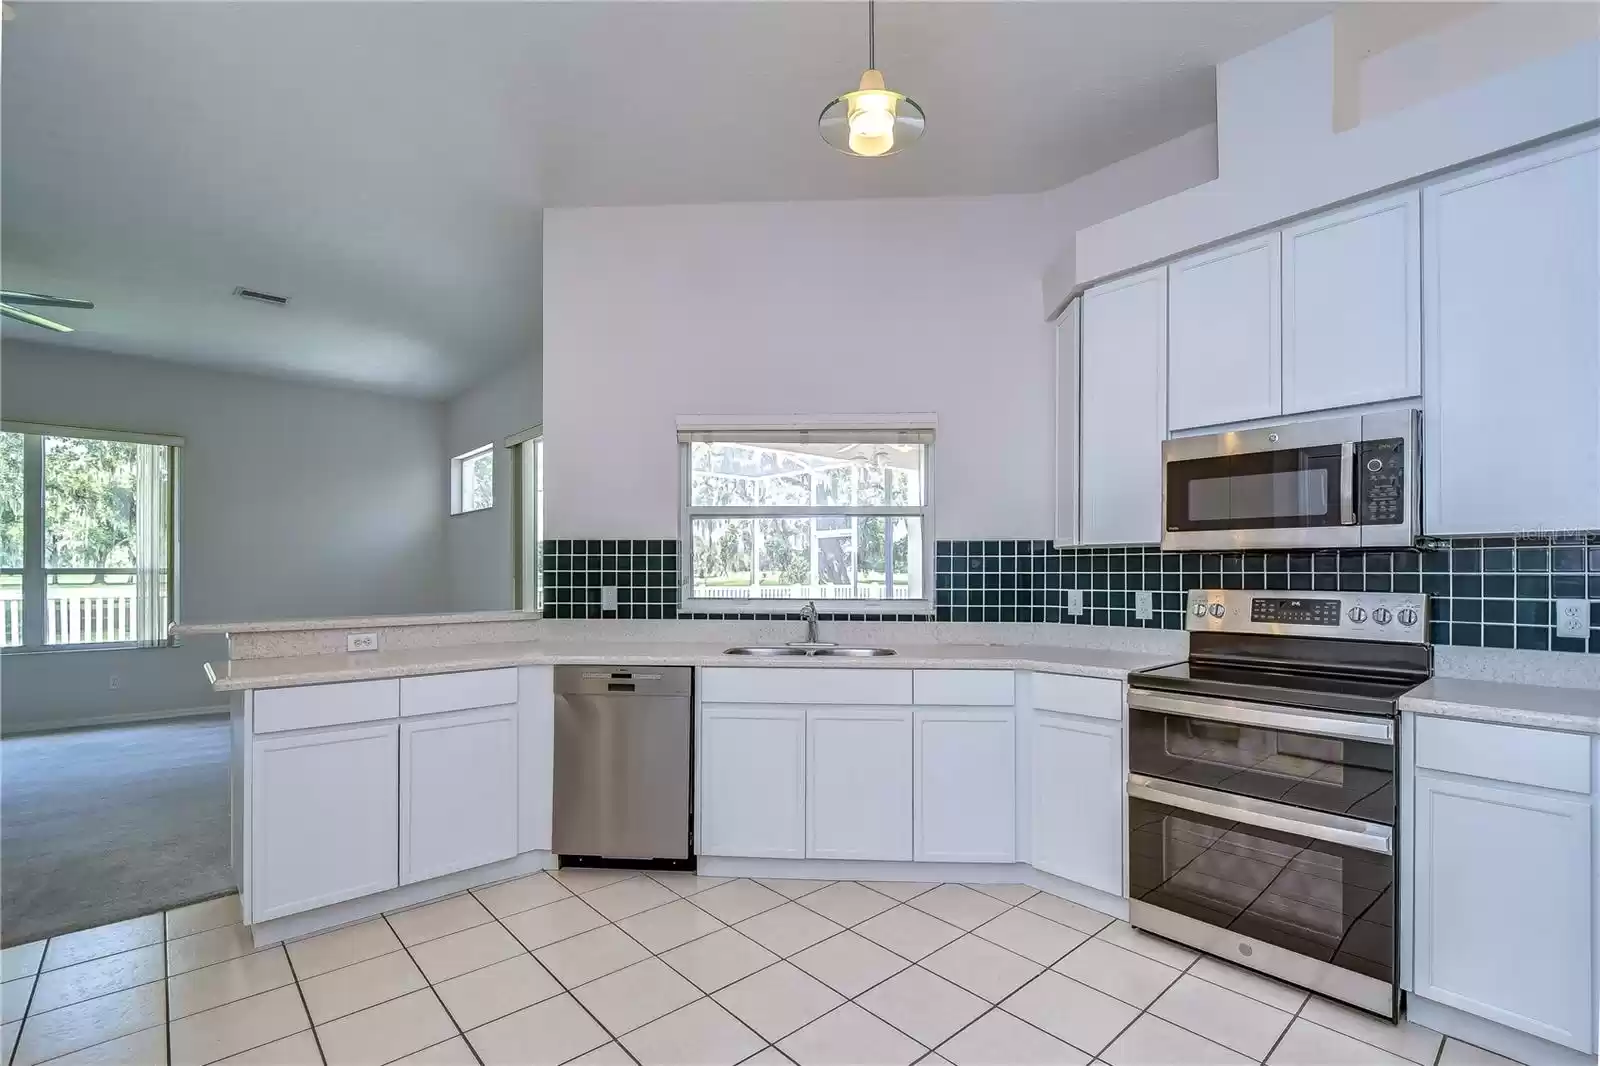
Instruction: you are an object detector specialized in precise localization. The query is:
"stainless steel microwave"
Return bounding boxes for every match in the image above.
[1161,410,1419,551]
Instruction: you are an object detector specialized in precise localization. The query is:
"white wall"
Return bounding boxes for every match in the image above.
[543,194,1057,540]
[0,341,447,731]
[1060,12,1600,296]
[443,355,541,611]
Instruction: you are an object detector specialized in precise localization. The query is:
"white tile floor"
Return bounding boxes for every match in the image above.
[0,873,1529,1066]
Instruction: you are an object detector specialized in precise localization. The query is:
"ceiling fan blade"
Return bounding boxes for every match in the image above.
[1,303,75,332]
[0,290,94,310]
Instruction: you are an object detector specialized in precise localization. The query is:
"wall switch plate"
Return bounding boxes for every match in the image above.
[601,586,619,611]
[1135,591,1154,620]
[346,632,378,653]
[1067,589,1084,616]
[1555,599,1590,640]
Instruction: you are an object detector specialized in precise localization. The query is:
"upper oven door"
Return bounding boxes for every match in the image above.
[1161,417,1359,551]
[1127,688,1396,825]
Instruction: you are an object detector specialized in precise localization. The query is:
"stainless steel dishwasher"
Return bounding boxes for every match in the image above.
[552,666,693,862]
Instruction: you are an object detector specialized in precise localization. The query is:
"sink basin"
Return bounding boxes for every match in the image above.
[811,647,897,657]
[723,646,897,657]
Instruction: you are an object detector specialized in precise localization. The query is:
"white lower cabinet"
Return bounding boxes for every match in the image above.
[808,708,914,861]
[250,721,400,922]
[914,709,1015,862]
[1030,710,1122,896]
[1412,769,1595,1052]
[400,706,519,885]
[700,705,807,858]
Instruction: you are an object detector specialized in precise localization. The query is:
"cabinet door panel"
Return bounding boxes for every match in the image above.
[1413,772,1593,1051]
[1168,233,1281,430]
[1031,711,1122,895]
[401,706,519,885]
[914,710,1015,863]
[700,706,806,858]
[1282,191,1420,414]
[808,708,913,861]
[1423,133,1600,535]
[1080,267,1167,545]
[1054,297,1081,547]
[251,722,398,922]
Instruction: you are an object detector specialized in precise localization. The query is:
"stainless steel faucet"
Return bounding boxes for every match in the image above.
[788,601,834,648]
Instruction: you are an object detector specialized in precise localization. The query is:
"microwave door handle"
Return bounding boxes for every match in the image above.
[1339,442,1357,525]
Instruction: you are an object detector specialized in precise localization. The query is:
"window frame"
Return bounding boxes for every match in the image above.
[676,419,935,615]
[1,420,181,653]
[508,426,543,614]
[450,443,495,516]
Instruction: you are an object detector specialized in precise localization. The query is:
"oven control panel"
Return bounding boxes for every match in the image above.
[1188,590,1428,643]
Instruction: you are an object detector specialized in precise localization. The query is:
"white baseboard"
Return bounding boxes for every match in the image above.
[1408,996,1596,1066]
[1,704,230,737]
[248,851,557,947]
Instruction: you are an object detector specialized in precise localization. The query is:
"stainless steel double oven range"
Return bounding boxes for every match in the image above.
[1127,589,1430,1019]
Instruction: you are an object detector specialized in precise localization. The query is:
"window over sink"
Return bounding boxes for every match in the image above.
[677,421,932,613]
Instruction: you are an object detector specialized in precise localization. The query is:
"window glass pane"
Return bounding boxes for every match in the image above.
[0,432,22,569]
[689,517,754,599]
[0,572,21,648]
[44,435,139,569]
[689,515,923,602]
[47,572,141,645]
[690,441,922,508]
[460,448,493,512]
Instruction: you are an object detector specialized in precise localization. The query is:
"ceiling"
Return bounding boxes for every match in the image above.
[1,1,1327,398]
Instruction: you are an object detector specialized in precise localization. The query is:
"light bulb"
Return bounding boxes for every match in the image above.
[846,81,897,157]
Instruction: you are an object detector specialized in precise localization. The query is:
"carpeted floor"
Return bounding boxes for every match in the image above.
[1,714,235,946]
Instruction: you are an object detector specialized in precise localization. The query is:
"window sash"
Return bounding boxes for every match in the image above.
[2,427,178,650]
[511,433,543,614]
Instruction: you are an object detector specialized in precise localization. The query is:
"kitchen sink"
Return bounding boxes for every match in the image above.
[723,646,896,657]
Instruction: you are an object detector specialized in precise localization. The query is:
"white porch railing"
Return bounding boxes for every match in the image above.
[696,583,916,601]
[0,587,140,646]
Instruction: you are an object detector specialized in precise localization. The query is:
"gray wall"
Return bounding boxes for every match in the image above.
[443,355,541,612]
[0,341,448,732]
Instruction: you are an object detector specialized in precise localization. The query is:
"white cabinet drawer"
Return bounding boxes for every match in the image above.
[700,668,912,705]
[1414,715,1592,794]
[400,668,519,718]
[1031,672,1121,722]
[914,670,1015,706]
[254,679,399,734]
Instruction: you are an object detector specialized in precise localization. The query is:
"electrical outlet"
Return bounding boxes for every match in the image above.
[1555,599,1591,640]
[601,586,619,611]
[1067,589,1084,616]
[346,632,378,653]
[1135,591,1153,620]
[108,674,121,690]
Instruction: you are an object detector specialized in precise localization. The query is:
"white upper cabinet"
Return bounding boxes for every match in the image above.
[1053,297,1080,548]
[1423,133,1600,536]
[1168,232,1282,430]
[1080,266,1167,546]
[1282,191,1421,414]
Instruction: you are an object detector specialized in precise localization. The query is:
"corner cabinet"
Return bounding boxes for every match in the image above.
[1030,708,1123,896]
[914,708,1016,863]
[1422,132,1600,536]
[1168,232,1282,430]
[1079,267,1167,546]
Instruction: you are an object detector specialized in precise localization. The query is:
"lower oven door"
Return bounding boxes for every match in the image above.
[1127,775,1397,1018]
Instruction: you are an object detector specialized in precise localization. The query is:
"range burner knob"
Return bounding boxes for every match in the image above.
[1192,602,1208,618]
[1373,607,1393,626]
[1348,607,1368,623]
[1208,603,1225,618]
[1397,608,1419,627]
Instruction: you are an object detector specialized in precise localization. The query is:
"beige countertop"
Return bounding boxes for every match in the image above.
[177,609,538,636]
[205,640,1179,691]
[1400,676,1600,735]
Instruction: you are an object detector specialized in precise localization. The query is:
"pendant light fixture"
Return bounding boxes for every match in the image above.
[817,0,925,158]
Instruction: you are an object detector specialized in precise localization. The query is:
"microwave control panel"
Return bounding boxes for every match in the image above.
[1359,438,1406,524]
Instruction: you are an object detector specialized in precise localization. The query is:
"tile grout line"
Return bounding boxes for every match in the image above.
[377,912,482,1066]
[280,932,330,1066]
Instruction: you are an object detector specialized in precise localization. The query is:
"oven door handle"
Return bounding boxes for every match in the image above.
[1127,689,1394,744]
[1127,774,1394,856]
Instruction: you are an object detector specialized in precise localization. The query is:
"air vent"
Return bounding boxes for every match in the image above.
[233,287,289,306]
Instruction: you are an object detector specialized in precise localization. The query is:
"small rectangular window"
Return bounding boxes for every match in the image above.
[678,425,932,612]
[451,444,494,515]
